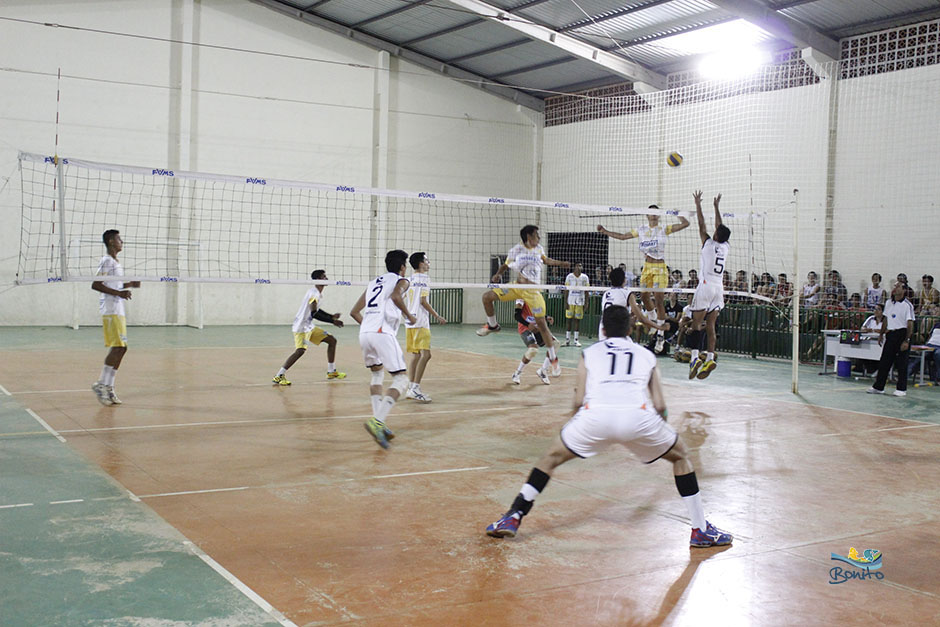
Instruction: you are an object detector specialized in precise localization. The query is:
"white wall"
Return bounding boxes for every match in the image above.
[0,0,540,326]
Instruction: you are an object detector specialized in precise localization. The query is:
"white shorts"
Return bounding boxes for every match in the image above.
[359,332,407,373]
[560,405,678,463]
[691,280,724,312]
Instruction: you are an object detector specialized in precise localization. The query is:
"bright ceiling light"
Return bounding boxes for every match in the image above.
[698,46,771,80]
[655,19,770,56]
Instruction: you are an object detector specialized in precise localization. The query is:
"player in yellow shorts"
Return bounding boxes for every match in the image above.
[598,206,690,352]
[404,253,447,402]
[91,229,141,406]
[564,263,590,346]
[272,269,346,385]
[477,225,569,377]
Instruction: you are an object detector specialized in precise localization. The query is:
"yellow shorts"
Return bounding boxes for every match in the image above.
[640,261,669,289]
[102,315,127,348]
[565,305,584,319]
[493,287,546,317]
[294,327,329,349]
[406,327,431,353]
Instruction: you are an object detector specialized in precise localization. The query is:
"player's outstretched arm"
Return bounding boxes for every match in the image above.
[648,367,667,418]
[392,278,417,325]
[669,215,691,234]
[349,292,366,324]
[571,356,587,416]
[596,225,637,241]
[543,256,570,268]
[693,190,708,245]
[713,193,723,228]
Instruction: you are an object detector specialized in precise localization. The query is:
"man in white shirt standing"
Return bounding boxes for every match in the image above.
[404,252,447,403]
[91,229,140,406]
[688,191,730,380]
[564,263,590,347]
[350,250,416,449]
[484,305,732,548]
[868,282,916,397]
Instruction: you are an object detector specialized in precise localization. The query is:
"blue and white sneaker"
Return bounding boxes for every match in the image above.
[690,521,733,547]
[486,510,522,538]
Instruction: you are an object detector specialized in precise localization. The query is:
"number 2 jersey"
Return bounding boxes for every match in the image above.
[598,287,633,340]
[359,272,410,336]
[582,336,656,408]
[699,237,730,285]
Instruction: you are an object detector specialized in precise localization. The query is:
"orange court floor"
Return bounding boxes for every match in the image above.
[1,325,938,626]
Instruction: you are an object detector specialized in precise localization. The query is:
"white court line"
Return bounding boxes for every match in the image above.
[25,408,66,443]
[139,486,250,499]
[127,490,141,503]
[370,466,489,480]
[14,388,89,395]
[50,499,84,505]
[184,541,298,627]
[0,383,11,396]
[0,502,34,509]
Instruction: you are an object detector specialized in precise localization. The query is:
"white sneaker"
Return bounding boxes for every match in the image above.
[535,368,551,385]
[550,359,562,377]
[405,386,418,400]
[655,335,665,353]
[476,324,501,336]
[107,387,122,405]
[893,390,907,397]
[92,383,113,406]
[511,371,522,385]
[411,389,432,403]
[564,339,571,346]
[573,339,581,347]
[866,387,885,395]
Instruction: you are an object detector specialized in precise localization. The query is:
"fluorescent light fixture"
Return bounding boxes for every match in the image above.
[698,46,771,80]
[655,19,771,56]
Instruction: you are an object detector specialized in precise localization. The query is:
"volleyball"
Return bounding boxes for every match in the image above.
[667,152,683,167]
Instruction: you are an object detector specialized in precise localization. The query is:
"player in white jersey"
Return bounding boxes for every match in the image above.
[485,305,733,548]
[478,225,570,377]
[688,191,730,380]
[404,252,447,403]
[350,250,416,449]
[598,267,664,341]
[598,206,690,352]
[564,263,590,346]
[271,269,346,386]
[91,229,141,406]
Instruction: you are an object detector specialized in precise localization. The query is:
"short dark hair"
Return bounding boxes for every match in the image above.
[311,269,326,280]
[924,275,934,282]
[102,229,120,246]
[648,204,659,210]
[520,224,539,243]
[714,224,731,243]
[609,267,626,287]
[409,252,426,269]
[872,272,882,280]
[601,305,630,338]
[385,249,408,273]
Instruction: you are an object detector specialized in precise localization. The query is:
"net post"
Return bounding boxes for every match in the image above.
[56,157,68,281]
[791,188,800,394]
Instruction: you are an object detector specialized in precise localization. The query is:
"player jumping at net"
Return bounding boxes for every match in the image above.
[599,267,666,341]
[404,252,447,403]
[484,305,733,548]
[688,191,730,380]
[564,262,590,346]
[477,225,569,377]
[350,249,416,449]
[272,270,346,386]
[597,206,690,352]
[91,229,141,406]
[512,299,554,386]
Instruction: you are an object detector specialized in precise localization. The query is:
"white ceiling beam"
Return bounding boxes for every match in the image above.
[442,0,667,89]
[708,0,841,60]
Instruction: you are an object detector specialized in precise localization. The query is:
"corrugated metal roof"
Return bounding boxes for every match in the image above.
[782,0,940,33]
[410,22,527,60]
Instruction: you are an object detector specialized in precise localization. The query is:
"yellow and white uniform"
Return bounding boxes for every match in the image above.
[565,272,590,319]
[359,272,409,372]
[97,255,127,347]
[493,243,547,316]
[291,287,329,349]
[630,225,675,289]
[405,272,431,353]
[560,337,677,462]
[692,237,730,312]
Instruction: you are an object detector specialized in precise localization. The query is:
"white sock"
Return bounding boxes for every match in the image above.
[370,394,381,416]
[682,493,706,531]
[573,331,579,341]
[486,315,497,327]
[277,367,287,376]
[707,352,714,361]
[516,361,526,374]
[106,367,117,387]
[327,362,336,373]
[565,331,570,340]
[691,349,700,362]
[542,356,551,371]
[547,345,557,360]
[375,395,396,422]
[98,366,111,385]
